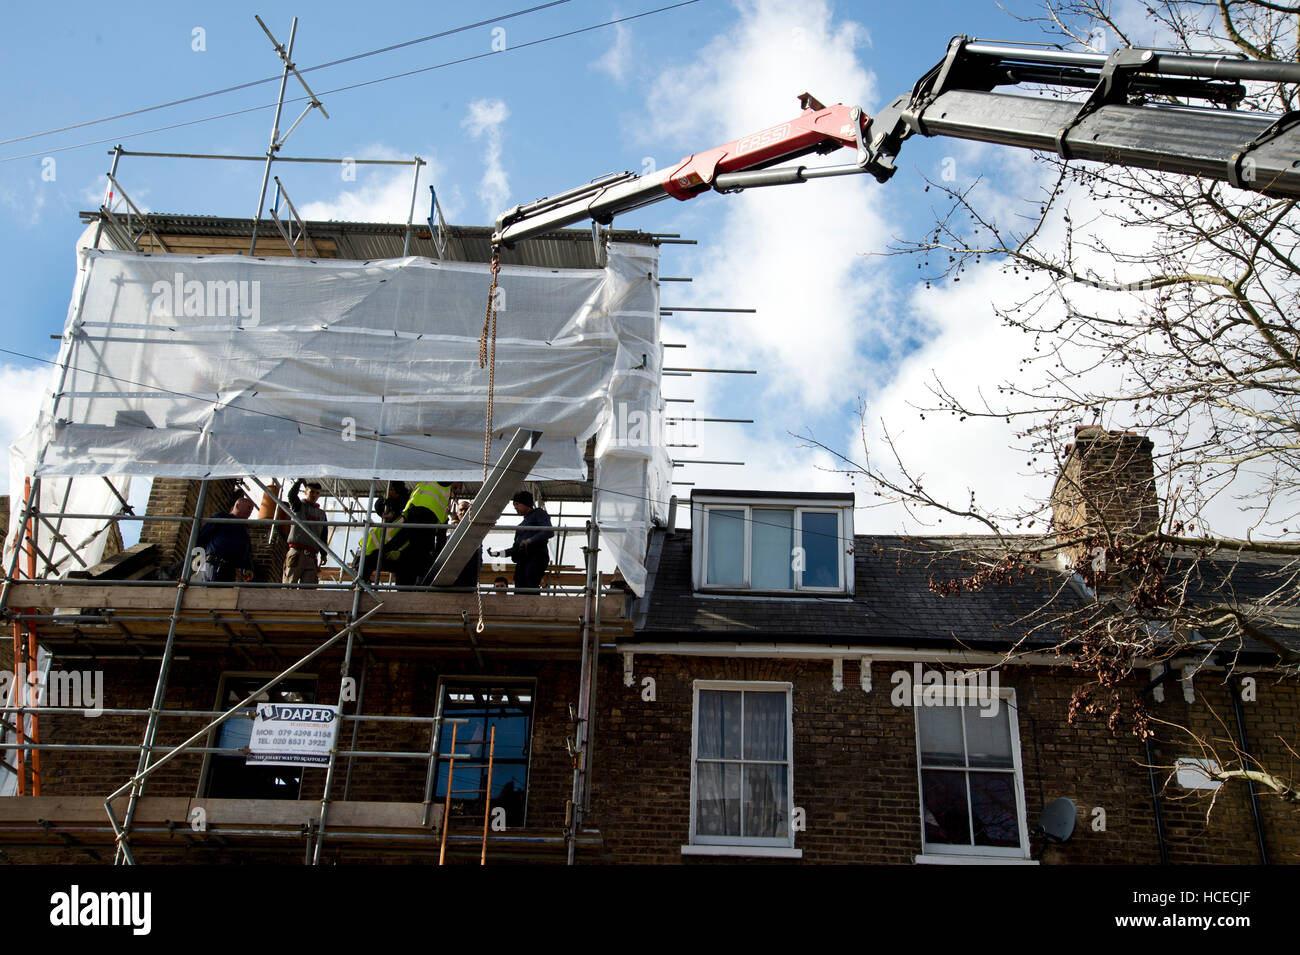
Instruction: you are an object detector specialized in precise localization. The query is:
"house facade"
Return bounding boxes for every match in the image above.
[0,210,1295,865]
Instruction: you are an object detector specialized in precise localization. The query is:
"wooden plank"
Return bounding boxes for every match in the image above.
[189,798,317,827]
[146,234,340,257]
[235,587,596,620]
[11,582,621,621]
[197,798,444,830]
[8,583,238,611]
[0,795,438,831]
[0,796,190,824]
[326,801,440,829]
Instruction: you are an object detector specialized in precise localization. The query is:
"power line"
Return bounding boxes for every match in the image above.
[0,1,700,164]
[0,1,573,148]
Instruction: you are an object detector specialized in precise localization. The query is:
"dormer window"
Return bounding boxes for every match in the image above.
[690,492,854,595]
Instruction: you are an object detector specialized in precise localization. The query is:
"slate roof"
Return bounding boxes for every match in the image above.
[633,529,1300,660]
[635,531,1083,651]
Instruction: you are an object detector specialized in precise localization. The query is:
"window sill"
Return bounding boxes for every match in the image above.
[682,844,803,859]
[915,853,1038,866]
[693,591,852,601]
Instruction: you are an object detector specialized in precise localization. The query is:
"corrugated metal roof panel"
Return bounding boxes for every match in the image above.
[79,211,660,269]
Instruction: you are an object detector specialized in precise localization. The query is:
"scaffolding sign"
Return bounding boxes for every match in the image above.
[247,703,340,766]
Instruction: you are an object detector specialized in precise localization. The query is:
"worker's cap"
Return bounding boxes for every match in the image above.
[305,481,323,490]
[511,490,535,508]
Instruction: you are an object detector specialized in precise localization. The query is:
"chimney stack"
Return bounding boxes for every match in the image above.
[1051,426,1159,564]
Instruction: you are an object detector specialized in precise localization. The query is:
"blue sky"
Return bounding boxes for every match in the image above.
[5,0,1244,536]
[0,0,1032,332]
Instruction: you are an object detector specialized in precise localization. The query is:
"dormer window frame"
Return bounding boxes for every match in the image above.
[691,493,854,597]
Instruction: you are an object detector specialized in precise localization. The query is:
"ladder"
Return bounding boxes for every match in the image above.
[438,720,497,866]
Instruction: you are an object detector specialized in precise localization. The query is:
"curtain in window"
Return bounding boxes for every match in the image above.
[697,690,789,840]
[696,690,740,835]
[706,509,745,586]
[742,692,787,838]
[917,705,964,766]
[963,705,1013,768]
[751,509,793,589]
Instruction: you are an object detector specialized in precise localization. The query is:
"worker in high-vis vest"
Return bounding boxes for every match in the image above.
[356,498,407,583]
[381,481,451,586]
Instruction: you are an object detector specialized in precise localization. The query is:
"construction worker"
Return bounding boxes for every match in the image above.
[197,496,256,583]
[374,480,409,523]
[501,490,553,592]
[356,498,406,583]
[382,480,451,586]
[282,479,327,585]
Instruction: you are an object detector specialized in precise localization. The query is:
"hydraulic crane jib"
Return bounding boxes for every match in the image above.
[491,36,1300,248]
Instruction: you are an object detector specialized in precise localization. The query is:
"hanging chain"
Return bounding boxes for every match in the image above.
[474,245,502,634]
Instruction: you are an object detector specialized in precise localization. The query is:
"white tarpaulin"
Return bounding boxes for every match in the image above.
[8,240,669,593]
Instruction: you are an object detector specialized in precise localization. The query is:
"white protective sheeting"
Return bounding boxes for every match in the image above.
[0,465,130,578]
[590,242,672,594]
[3,224,131,580]
[8,240,667,593]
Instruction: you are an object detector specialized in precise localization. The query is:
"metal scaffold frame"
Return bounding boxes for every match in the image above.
[0,473,611,863]
[0,14,630,865]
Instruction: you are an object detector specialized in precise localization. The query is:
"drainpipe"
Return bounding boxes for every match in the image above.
[1228,676,1270,865]
[1141,665,1174,866]
[1142,735,1170,866]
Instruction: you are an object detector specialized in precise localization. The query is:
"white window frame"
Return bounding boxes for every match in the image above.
[696,500,851,595]
[685,680,799,857]
[911,686,1032,862]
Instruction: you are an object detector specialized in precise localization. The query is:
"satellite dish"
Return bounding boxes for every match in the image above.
[1034,797,1077,844]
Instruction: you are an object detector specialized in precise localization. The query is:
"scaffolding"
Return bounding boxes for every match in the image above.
[0,14,692,865]
[0,481,618,863]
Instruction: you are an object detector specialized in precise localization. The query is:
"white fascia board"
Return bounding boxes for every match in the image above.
[621,642,1071,666]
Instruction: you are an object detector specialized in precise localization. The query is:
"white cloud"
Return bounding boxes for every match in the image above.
[853,256,1064,536]
[0,362,56,496]
[640,0,886,499]
[462,98,510,218]
[591,21,632,83]
[0,179,48,228]
[642,2,883,409]
[646,0,874,144]
[82,175,107,209]
[846,149,1300,541]
[299,146,453,224]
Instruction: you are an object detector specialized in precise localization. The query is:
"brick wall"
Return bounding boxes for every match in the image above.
[6,648,1295,865]
[1,647,585,864]
[587,655,1299,865]
[140,478,286,580]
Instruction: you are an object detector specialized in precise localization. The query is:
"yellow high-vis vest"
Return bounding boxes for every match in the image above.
[362,524,404,557]
[403,482,451,524]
